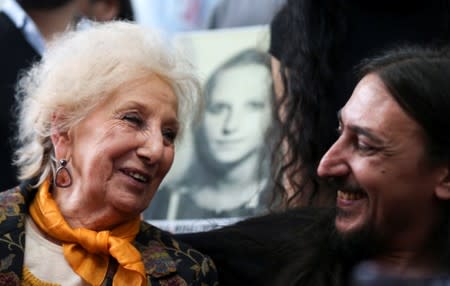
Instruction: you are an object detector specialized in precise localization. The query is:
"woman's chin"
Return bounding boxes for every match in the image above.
[106,181,155,218]
[207,152,255,170]
[109,197,148,219]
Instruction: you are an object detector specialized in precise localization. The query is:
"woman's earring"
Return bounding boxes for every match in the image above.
[54,159,72,188]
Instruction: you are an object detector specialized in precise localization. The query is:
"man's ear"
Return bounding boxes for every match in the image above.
[435,165,450,200]
[51,111,71,159]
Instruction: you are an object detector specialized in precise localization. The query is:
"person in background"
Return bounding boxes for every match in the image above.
[0,0,134,191]
[146,48,273,220]
[0,0,88,190]
[0,21,217,285]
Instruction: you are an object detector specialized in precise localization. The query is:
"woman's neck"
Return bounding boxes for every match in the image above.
[186,153,269,211]
[52,184,133,231]
[211,152,266,184]
[192,180,266,211]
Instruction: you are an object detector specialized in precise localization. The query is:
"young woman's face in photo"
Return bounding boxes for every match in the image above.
[200,63,272,166]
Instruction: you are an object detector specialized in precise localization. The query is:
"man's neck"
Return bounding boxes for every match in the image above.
[372,207,450,278]
[26,2,78,43]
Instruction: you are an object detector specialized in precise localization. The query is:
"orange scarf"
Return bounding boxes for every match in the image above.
[29,179,147,286]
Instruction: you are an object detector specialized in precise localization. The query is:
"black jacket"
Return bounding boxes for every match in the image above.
[0,12,40,190]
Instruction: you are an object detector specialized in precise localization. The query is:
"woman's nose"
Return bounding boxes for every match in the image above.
[222,108,239,134]
[317,139,350,179]
[136,132,164,164]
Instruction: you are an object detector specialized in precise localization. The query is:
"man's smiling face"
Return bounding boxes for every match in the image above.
[317,73,446,247]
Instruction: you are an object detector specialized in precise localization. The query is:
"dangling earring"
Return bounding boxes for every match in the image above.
[54,159,72,188]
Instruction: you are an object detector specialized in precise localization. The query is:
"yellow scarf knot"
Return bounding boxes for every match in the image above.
[76,229,110,254]
[29,179,147,286]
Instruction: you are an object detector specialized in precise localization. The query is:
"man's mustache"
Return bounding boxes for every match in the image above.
[322,176,365,194]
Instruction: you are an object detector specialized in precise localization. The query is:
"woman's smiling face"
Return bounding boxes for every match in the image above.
[52,74,179,228]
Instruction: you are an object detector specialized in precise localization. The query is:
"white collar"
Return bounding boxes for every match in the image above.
[1,0,45,55]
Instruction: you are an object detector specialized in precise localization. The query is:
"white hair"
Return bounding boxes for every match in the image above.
[14,21,201,185]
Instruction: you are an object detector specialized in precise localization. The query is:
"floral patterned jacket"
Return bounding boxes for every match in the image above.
[0,183,219,286]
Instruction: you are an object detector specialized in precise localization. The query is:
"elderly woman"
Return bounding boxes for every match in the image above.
[0,22,217,286]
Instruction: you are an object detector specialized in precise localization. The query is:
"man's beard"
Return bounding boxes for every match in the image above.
[324,176,380,265]
[330,207,382,267]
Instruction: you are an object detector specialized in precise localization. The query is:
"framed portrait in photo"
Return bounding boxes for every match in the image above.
[144,25,273,233]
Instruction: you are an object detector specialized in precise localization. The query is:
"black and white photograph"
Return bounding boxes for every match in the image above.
[144,26,273,232]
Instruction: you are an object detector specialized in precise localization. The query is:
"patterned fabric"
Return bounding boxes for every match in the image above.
[0,184,218,286]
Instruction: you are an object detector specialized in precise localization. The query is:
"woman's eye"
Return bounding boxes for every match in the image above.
[162,129,177,144]
[247,101,265,110]
[122,113,143,126]
[208,103,228,114]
